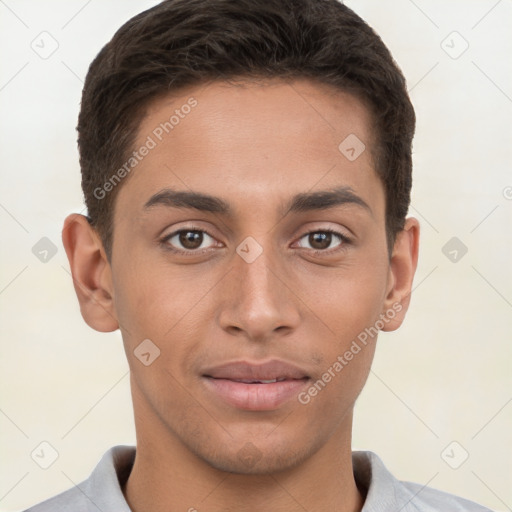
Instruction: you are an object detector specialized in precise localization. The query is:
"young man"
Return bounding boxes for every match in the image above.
[25,0,492,511]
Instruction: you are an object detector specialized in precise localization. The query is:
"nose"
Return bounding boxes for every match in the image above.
[217,240,301,342]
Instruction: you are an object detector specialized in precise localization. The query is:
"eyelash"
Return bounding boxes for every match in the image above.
[160,226,219,256]
[160,227,351,256]
[298,228,351,255]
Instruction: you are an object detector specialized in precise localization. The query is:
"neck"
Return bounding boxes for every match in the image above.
[123,382,364,512]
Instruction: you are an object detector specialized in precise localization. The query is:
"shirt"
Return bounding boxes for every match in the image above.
[23,445,493,511]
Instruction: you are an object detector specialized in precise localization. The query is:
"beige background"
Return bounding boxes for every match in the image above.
[1,1,511,511]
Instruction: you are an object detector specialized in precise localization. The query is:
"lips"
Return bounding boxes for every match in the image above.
[202,359,310,382]
[201,359,311,410]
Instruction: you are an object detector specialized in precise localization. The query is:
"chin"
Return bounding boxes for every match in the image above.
[193,437,315,476]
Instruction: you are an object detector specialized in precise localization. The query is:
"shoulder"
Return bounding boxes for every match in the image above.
[22,445,135,512]
[353,451,494,512]
[22,484,88,512]
[399,480,494,512]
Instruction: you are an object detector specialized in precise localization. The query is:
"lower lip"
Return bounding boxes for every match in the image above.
[202,377,310,411]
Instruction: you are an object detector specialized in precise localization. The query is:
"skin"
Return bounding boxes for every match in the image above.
[63,78,419,512]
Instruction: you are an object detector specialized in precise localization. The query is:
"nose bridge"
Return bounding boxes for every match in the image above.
[218,235,300,338]
[238,241,276,302]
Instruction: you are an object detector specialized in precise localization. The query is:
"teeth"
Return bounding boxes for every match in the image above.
[233,378,287,384]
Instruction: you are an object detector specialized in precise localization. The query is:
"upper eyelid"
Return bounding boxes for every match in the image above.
[160,230,218,256]
[300,228,348,238]
[294,229,349,249]
[163,227,217,244]
[293,225,351,242]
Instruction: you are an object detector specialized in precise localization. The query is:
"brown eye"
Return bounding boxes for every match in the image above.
[296,230,347,252]
[164,229,217,252]
[179,230,203,249]
[309,232,332,250]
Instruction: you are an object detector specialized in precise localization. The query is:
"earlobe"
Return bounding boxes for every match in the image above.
[62,214,119,332]
[381,217,420,332]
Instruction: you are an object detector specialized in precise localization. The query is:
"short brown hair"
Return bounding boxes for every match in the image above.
[78,0,415,257]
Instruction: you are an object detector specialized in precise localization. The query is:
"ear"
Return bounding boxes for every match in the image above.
[381,217,420,332]
[62,214,119,332]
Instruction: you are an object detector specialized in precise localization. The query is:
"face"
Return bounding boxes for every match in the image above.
[82,79,415,474]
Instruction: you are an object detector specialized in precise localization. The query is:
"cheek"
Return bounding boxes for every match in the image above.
[111,255,217,363]
[297,257,389,342]
[290,256,388,403]
[297,274,383,417]
[313,343,376,402]
[112,250,175,327]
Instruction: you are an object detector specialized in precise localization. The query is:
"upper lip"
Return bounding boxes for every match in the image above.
[202,359,310,381]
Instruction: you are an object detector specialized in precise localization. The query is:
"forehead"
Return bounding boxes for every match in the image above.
[114,78,383,221]
[143,78,374,157]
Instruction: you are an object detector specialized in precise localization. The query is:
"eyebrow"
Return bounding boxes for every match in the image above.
[143,186,371,217]
[144,189,231,213]
[286,186,371,215]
